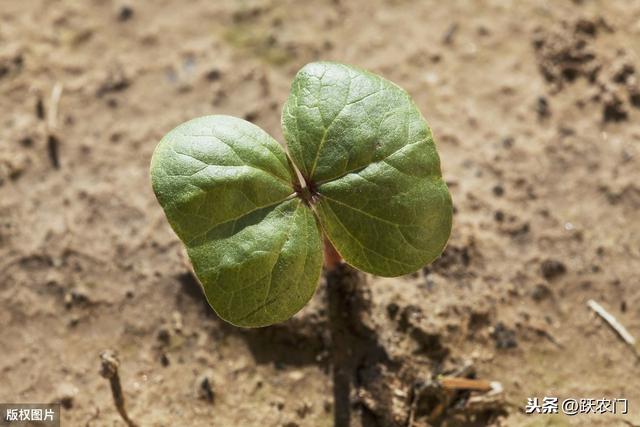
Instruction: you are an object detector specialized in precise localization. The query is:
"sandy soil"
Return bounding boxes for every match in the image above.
[1,0,640,426]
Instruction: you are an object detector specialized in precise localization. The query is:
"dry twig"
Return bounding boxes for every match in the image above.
[47,82,63,131]
[99,350,139,427]
[439,377,493,392]
[587,299,640,360]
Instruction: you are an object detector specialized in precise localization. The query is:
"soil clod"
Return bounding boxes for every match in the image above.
[118,5,134,21]
[195,372,215,403]
[540,259,567,281]
[490,322,518,349]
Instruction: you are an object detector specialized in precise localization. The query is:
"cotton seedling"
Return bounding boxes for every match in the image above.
[150,62,452,327]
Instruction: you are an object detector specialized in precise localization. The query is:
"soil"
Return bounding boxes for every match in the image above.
[1,1,640,426]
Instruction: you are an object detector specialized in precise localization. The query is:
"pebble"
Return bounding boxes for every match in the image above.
[541,259,567,281]
[195,372,215,403]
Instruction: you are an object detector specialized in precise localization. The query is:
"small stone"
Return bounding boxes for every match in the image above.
[541,259,567,281]
[468,310,491,330]
[160,353,170,367]
[575,19,597,36]
[68,315,80,328]
[56,383,79,409]
[603,96,628,122]
[64,293,73,308]
[386,302,399,320]
[156,326,171,345]
[288,370,304,381]
[272,397,285,411]
[296,401,312,418]
[490,322,517,349]
[118,5,133,21]
[195,372,215,403]
[64,285,91,308]
[19,137,33,147]
[172,311,183,333]
[531,283,552,301]
[536,96,550,119]
[205,69,221,81]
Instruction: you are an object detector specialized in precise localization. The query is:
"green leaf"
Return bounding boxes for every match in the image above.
[151,63,453,327]
[282,62,452,277]
[151,115,323,327]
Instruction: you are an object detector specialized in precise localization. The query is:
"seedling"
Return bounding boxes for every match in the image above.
[151,62,452,327]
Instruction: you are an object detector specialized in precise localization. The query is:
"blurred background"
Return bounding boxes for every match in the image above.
[1,0,639,426]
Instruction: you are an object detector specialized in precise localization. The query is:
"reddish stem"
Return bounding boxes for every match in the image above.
[323,239,342,271]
